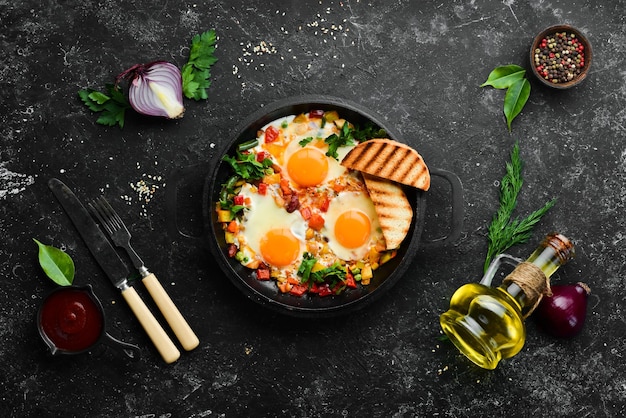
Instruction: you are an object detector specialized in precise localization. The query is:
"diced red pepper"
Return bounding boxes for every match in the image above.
[265,126,279,143]
[345,270,357,289]
[309,283,320,294]
[233,195,244,206]
[227,220,238,233]
[258,182,268,196]
[309,109,325,118]
[280,178,292,196]
[319,196,330,212]
[256,151,268,162]
[256,268,271,281]
[308,213,325,231]
[289,284,308,297]
[300,206,312,221]
[316,283,333,297]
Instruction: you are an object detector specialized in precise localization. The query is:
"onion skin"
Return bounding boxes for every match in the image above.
[535,282,591,338]
[118,61,185,119]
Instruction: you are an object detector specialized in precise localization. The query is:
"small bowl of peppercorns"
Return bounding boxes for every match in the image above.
[530,24,592,89]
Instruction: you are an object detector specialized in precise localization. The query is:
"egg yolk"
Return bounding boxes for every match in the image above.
[287,147,329,187]
[334,210,371,249]
[260,228,301,267]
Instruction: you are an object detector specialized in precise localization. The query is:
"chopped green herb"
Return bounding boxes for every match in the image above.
[484,142,556,271]
[298,137,314,147]
[222,150,273,181]
[182,30,218,100]
[324,123,386,159]
[78,84,130,128]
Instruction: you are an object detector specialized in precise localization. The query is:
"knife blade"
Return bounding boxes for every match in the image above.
[48,178,180,364]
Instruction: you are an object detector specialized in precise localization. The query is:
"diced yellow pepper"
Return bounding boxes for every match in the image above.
[293,113,308,123]
[217,209,233,223]
[324,110,339,122]
[224,231,235,244]
[380,251,397,265]
[312,262,326,273]
[361,265,373,282]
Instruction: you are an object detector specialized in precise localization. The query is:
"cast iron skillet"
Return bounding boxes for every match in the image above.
[175,95,463,318]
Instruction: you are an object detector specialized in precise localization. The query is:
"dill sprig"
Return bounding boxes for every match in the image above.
[484,142,556,272]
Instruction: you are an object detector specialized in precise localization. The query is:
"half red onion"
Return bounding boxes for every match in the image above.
[117,61,185,119]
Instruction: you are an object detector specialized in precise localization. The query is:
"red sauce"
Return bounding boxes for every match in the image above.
[39,288,103,352]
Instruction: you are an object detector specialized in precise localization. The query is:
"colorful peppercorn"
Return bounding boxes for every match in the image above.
[534,31,586,84]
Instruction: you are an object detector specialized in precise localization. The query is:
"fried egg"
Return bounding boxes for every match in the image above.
[258,115,354,189]
[238,183,306,268]
[323,191,383,261]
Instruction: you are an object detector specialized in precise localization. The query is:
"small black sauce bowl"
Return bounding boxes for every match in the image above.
[530,24,592,89]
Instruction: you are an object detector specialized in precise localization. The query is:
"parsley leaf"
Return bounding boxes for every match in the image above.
[182,30,218,100]
[324,123,386,159]
[484,142,556,271]
[222,150,273,181]
[78,84,131,128]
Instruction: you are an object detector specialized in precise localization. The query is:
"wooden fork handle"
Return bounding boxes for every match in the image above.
[120,286,180,364]
[142,273,200,351]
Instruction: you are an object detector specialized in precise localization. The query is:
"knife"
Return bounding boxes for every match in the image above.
[48,178,180,364]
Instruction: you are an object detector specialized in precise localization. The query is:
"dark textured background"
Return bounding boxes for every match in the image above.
[2,0,625,416]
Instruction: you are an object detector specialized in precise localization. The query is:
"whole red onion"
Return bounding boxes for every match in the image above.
[535,282,591,338]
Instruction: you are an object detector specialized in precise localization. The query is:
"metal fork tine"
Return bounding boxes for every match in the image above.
[101,198,126,231]
[88,200,115,235]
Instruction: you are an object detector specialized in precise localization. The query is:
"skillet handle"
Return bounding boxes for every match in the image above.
[165,163,211,242]
[419,168,464,249]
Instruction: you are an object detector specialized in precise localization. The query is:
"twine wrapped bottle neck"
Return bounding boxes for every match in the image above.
[503,261,552,318]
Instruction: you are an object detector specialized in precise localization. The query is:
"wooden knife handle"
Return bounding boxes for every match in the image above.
[142,273,200,351]
[121,286,180,364]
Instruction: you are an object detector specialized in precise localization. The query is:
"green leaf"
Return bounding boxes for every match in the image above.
[34,239,75,286]
[504,78,531,131]
[182,30,218,101]
[78,84,130,128]
[483,143,556,271]
[88,91,111,105]
[480,65,526,89]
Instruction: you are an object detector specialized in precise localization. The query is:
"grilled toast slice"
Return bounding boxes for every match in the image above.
[362,173,413,250]
[341,139,430,191]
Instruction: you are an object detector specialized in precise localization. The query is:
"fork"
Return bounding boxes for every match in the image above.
[89,197,199,351]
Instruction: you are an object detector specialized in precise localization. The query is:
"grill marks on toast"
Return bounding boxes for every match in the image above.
[362,173,413,250]
[341,139,430,191]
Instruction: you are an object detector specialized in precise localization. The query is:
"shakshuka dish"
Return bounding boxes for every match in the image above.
[216,110,409,297]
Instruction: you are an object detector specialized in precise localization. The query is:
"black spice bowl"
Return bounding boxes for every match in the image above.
[530,24,592,89]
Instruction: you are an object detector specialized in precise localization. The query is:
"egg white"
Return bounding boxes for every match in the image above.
[237,183,307,266]
[323,191,383,261]
[255,115,355,189]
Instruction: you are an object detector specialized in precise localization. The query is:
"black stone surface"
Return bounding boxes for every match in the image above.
[2,0,625,416]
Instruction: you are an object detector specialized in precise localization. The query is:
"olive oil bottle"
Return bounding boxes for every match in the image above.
[440,233,575,369]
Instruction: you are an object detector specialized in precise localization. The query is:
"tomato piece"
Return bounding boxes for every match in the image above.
[289,284,308,297]
[233,195,244,206]
[265,126,279,143]
[319,196,330,212]
[317,283,333,297]
[308,213,325,231]
[258,182,268,196]
[256,268,271,281]
[345,271,357,289]
[256,151,268,162]
[227,220,238,233]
